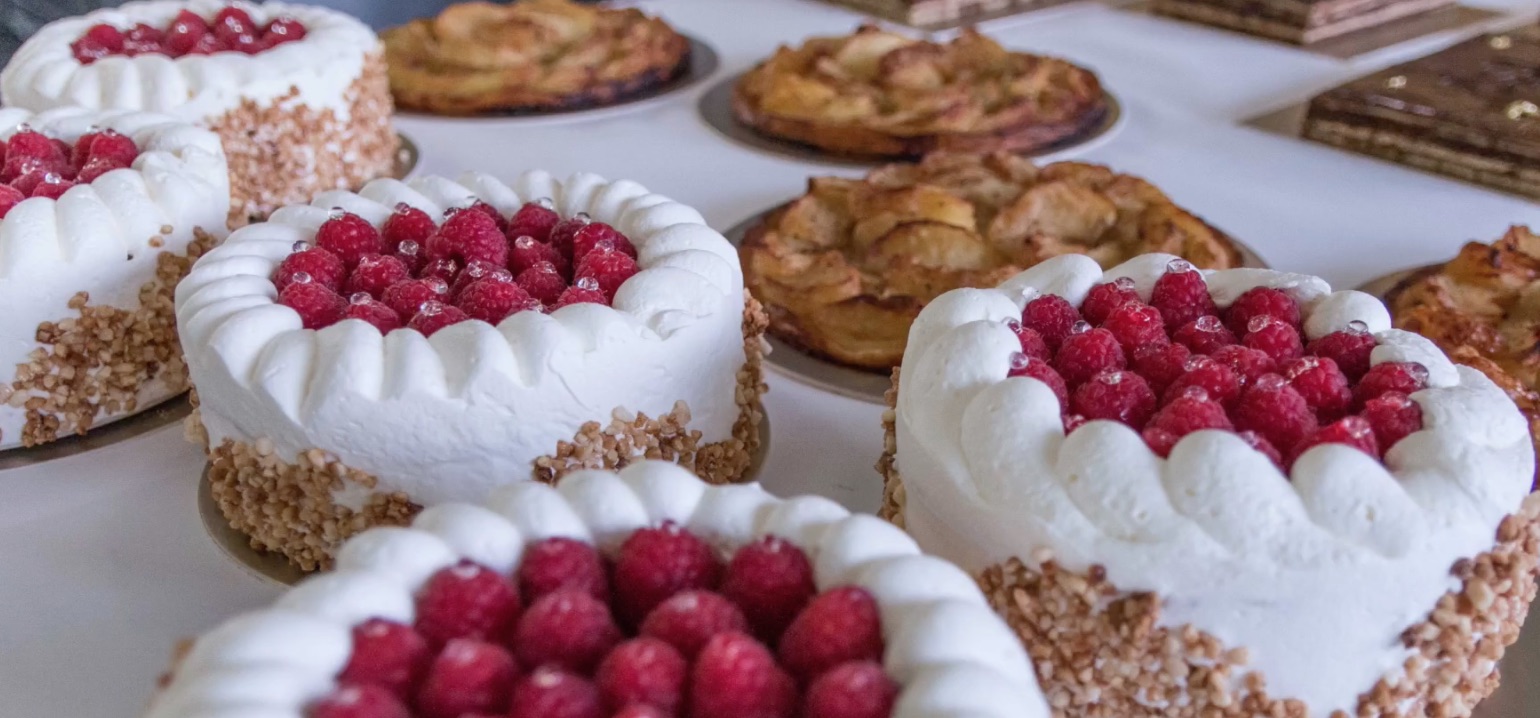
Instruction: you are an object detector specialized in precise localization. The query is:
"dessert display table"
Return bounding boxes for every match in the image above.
[6,0,1540,715]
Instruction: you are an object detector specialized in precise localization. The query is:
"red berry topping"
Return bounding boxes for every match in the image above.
[71,24,125,64]
[29,177,74,200]
[1132,342,1192,396]
[1284,357,1353,421]
[1225,286,1302,335]
[1063,413,1088,434]
[1242,315,1304,364]
[1362,391,1424,451]
[316,212,385,267]
[408,301,470,337]
[6,130,60,164]
[458,278,540,324]
[1165,355,1242,408]
[448,260,505,301]
[1233,374,1318,454]
[1081,277,1141,326]
[1172,316,1236,355]
[508,668,603,718]
[165,11,210,56]
[1238,430,1284,467]
[517,537,609,601]
[1293,416,1379,464]
[595,638,687,713]
[575,246,639,300]
[416,639,517,718]
[1143,427,1180,458]
[1022,295,1082,350]
[691,632,797,718]
[1355,362,1430,406]
[1054,325,1127,387]
[1151,260,1217,330]
[309,684,410,718]
[509,235,569,277]
[613,706,669,718]
[613,521,723,627]
[383,278,448,322]
[803,661,900,718]
[383,204,436,249]
[76,156,127,183]
[572,221,635,262]
[263,16,307,45]
[640,590,751,660]
[414,561,522,650]
[345,294,404,333]
[1102,302,1169,352]
[512,589,623,674]
[777,587,884,682]
[419,258,460,283]
[123,23,166,55]
[1007,354,1069,409]
[554,277,609,309]
[1307,326,1377,381]
[507,201,561,243]
[74,128,138,168]
[1006,319,1052,362]
[428,208,509,267]
[549,215,592,255]
[517,262,568,307]
[213,7,258,45]
[279,281,347,329]
[1148,387,1232,437]
[1071,370,1157,427]
[1210,344,1278,385]
[721,535,817,642]
[344,254,411,298]
[0,185,24,219]
[13,169,57,197]
[339,619,430,699]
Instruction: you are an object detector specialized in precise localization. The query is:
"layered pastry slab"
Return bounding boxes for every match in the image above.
[176,170,766,570]
[146,461,1049,718]
[741,152,1244,372]
[0,107,228,450]
[879,253,1538,717]
[2,0,400,224]
[1152,0,1452,44]
[1303,28,1540,197]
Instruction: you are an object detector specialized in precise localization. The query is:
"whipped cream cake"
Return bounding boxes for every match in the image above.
[0,106,228,450]
[177,170,767,571]
[147,462,1048,718]
[878,253,1540,717]
[1,0,398,225]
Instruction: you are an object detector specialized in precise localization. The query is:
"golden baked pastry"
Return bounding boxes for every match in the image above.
[740,152,1244,371]
[732,25,1107,159]
[383,0,690,116]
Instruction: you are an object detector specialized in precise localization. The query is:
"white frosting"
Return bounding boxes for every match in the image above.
[0,106,228,449]
[149,462,1052,718]
[895,253,1536,716]
[176,171,748,506]
[0,0,379,123]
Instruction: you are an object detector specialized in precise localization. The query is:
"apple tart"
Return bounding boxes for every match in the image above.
[740,152,1244,371]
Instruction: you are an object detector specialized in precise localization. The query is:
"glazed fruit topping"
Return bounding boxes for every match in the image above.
[311,526,897,718]
[273,203,641,336]
[1005,260,1428,470]
[0,126,144,217]
[70,9,307,64]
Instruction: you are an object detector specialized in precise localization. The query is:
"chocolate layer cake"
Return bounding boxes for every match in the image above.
[1152,0,1451,43]
[1303,27,1540,198]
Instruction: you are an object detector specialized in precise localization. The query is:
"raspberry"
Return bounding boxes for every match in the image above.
[13,169,57,197]
[427,208,509,267]
[0,185,24,219]
[316,212,385,267]
[393,239,427,276]
[1142,427,1180,458]
[460,201,509,233]
[71,24,124,64]
[640,590,751,659]
[575,246,639,299]
[383,278,448,322]
[691,632,797,718]
[5,130,61,164]
[549,214,592,256]
[1063,413,1088,434]
[1284,357,1352,421]
[512,589,623,674]
[778,587,884,682]
[1242,316,1304,364]
[509,235,569,277]
[29,177,74,200]
[595,638,687,713]
[458,277,538,324]
[554,277,609,309]
[572,221,636,262]
[74,128,137,168]
[408,301,469,337]
[1233,374,1318,454]
[344,254,410,298]
[263,16,307,45]
[1071,370,1156,427]
[722,536,817,642]
[123,23,165,56]
[1054,325,1127,386]
[1003,319,1053,362]
[383,204,437,251]
[1225,286,1301,335]
[1172,316,1236,355]
[1210,344,1277,385]
[339,619,430,699]
[1307,325,1377,381]
[415,642,517,718]
[164,10,209,56]
[509,668,603,718]
[517,262,568,307]
[1151,260,1217,331]
[213,7,258,45]
[1164,356,1242,408]
[279,281,347,329]
[613,522,722,626]
[309,684,410,718]
[1148,387,1232,437]
[345,294,404,333]
[1132,342,1192,396]
[1362,392,1424,451]
[1007,354,1068,409]
[1022,295,1082,350]
[76,156,127,183]
[1081,277,1141,326]
[507,201,561,244]
[414,561,522,650]
[517,537,609,601]
[1355,362,1429,407]
[613,706,669,718]
[1102,302,1169,352]
[419,258,460,283]
[1293,416,1379,465]
[448,260,509,300]
[1238,430,1284,468]
[185,32,220,56]
[803,661,899,718]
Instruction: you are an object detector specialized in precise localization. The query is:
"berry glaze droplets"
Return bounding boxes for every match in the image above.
[272,202,641,336]
[1006,264,1427,471]
[309,527,897,718]
[0,126,143,216]
[70,8,307,64]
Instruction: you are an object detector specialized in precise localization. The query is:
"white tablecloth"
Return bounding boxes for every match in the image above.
[6,0,1540,714]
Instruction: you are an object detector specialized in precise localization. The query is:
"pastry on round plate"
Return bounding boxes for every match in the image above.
[383,0,692,116]
[732,25,1107,159]
[740,152,1244,371]
[878,252,1538,718]
[146,461,1049,718]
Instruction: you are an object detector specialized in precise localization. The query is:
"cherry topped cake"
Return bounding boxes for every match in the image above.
[0,106,228,450]
[145,462,1049,718]
[877,253,1539,718]
[176,170,767,571]
[1,0,398,225]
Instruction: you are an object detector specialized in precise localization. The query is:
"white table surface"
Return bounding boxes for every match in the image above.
[7,0,1540,715]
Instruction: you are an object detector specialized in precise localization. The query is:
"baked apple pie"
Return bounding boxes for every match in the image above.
[732,26,1107,159]
[740,152,1245,371]
[383,0,691,116]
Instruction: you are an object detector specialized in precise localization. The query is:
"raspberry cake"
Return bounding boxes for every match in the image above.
[0,106,228,450]
[1,0,398,225]
[177,170,767,570]
[877,253,1540,717]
